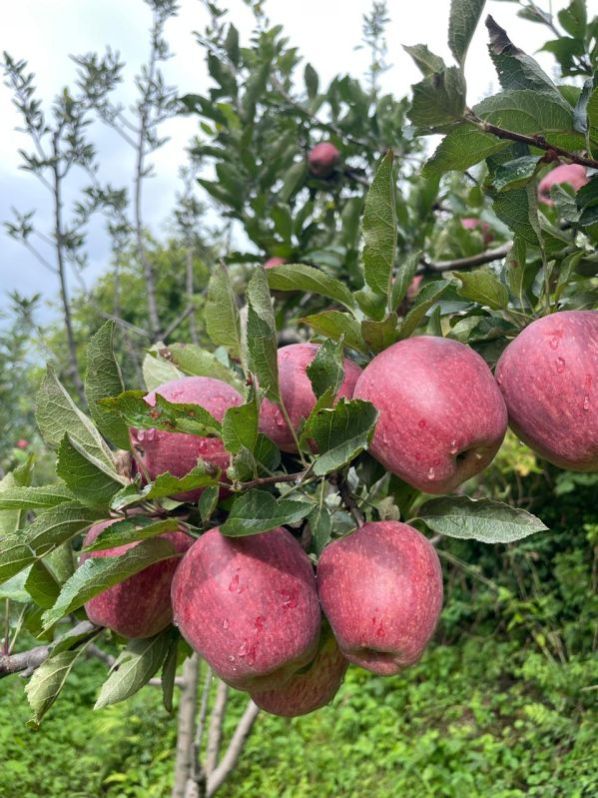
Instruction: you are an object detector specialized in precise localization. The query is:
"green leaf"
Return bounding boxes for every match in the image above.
[408,67,466,130]
[84,322,129,449]
[391,252,421,310]
[141,467,219,501]
[492,155,543,192]
[418,496,548,543]
[363,151,397,299]
[505,235,529,301]
[453,269,509,309]
[279,161,308,203]
[402,44,445,77]
[25,560,61,609]
[304,63,319,99]
[101,391,221,437]
[0,571,30,602]
[308,504,332,555]
[161,634,179,713]
[152,345,244,393]
[95,632,172,709]
[198,486,219,524]
[398,281,450,338]
[0,472,25,537]
[56,435,125,508]
[449,0,487,66]
[267,263,356,311]
[493,184,540,245]
[0,536,35,583]
[82,517,181,552]
[24,503,99,556]
[485,16,563,97]
[301,311,368,354]
[246,268,279,401]
[306,339,345,398]
[306,399,378,476]
[557,0,586,38]
[0,483,74,512]
[26,647,89,727]
[205,263,242,359]
[222,392,259,454]
[42,537,180,629]
[142,348,183,392]
[424,122,509,178]
[220,490,313,537]
[361,314,399,352]
[36,366,116,473]
[474,90,582,150]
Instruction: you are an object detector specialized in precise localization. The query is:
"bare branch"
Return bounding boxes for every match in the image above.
[1,620,97,680]
[161,304,196,343]
[172,653,201,798]
[206,699,260,797]
[420,244,511,275]
[205,680,228,775]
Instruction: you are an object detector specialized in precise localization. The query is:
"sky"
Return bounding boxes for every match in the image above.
[0,0,568,324]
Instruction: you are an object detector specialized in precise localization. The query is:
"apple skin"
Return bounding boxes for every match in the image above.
[308,142,340,178]
[249,628,348,717]
[538,164,588,206]
[264,257,287,270]
[259,343,362,453]
[171,526,321,691]
[130,376,243,501]
[495,310,598,471]
[461,217,494,246]
[81,519,193,639]
[353,336,508,494]
[317,521,443,676]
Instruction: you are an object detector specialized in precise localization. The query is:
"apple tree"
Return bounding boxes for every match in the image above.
[1,1,597,796]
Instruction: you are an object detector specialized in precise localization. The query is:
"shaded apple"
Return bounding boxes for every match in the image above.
[538,164,588,206]
[130,376,243,501]
[495,310,598,471]
[308,142,340,178]
[264,257,287,270]
[81,519,192,639]
[171,526,321,691]
[249,627,348,717]
[16,439,30,449]
[259,343,362,453]
[353,336,508,493]
[317,521,443,676]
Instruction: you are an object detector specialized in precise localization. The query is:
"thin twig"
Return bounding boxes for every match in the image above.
[205,679,228,775]
[206,699,260,797]
[420,244,511,275]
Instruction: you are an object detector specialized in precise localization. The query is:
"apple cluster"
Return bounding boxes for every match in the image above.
[81,310,597,716]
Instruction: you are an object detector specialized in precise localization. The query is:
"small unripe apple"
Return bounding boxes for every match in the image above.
[538,164,588,206]
[317,521,443,676]
[259,343,362,453]
[16,439,30,449]
[495,310,598,471]
[249,629,348,717]
[461,217,494,246]
[264,257,287,270]
[308,142,340,178]
[81,519,192,639]
[171,526,321,691]
[130,376,243,501]
[353,336,507,493]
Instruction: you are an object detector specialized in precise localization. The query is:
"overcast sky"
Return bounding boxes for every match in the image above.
[0,0,567,323]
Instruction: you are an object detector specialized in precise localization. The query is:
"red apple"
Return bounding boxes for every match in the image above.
[130,376,243,501]
[354,336,507,493]
[538,164,588,206]
[81,519,192,639]
[495,310,598,471]
[264,257,287,270]
[308,142,340,178]
[16,439,29,449]
[249,628,348,717]
[171,526,321,691]
[317,521,443,676]
[259,343,362,453]
[406,274,423,302]
[461,217,494,246]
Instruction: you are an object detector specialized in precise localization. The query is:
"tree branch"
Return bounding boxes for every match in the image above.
[206,699,260,797]
[205,680,228,776]
[471,116,598,170]
[420,244,511,275]
[0,620,97,679]
[172,653,201,798]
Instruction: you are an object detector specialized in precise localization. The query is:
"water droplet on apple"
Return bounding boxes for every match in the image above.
[222,619,230,631]
[227,655,236,663]
[279,590,298,609]
[475,452,483,460]
[427,467,435,481]
[254,616,265,631]
[583,395,590,411]
[418,419,427,429]
[449,440,458,455]
[228,574,242,593]
[238,640,249,657]
[556,357,565,374]
[549,336,560,350]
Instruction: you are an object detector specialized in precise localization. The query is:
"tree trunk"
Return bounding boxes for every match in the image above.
[171,654,200,798]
